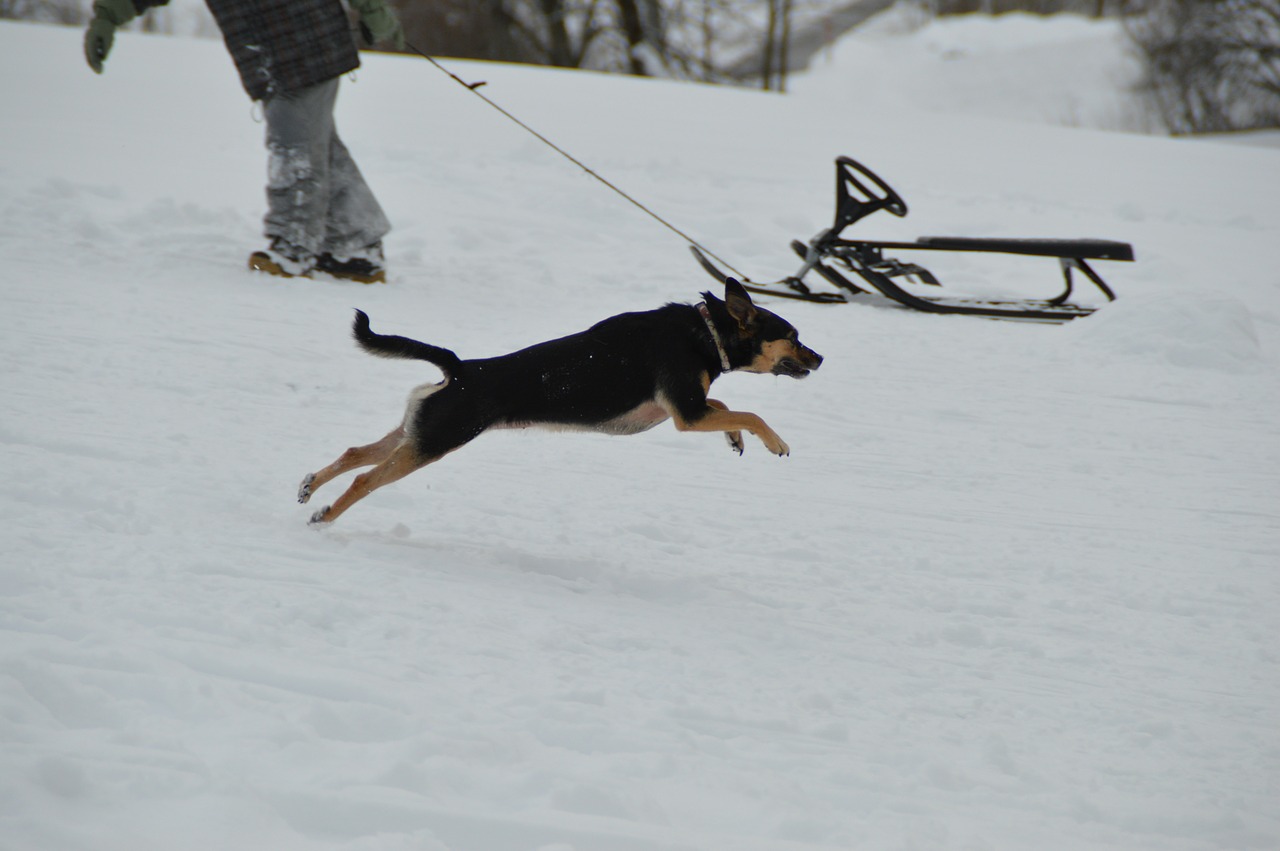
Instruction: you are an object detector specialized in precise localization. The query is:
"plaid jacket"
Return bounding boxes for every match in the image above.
[137,0,359,100]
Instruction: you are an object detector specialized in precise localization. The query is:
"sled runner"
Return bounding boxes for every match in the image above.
[692,156,1135,322]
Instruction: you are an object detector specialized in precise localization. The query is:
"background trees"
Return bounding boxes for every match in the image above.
[8,0,1279,133]
[393,0,678,74]
[1124,0,1280,134]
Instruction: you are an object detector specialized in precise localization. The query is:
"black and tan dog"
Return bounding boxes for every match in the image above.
[300,278,822,524]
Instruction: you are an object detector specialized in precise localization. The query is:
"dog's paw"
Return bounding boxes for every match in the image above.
[724,431,744,455]
[763,434,790,457]
[308,506,331,525]
[298,473,316,504]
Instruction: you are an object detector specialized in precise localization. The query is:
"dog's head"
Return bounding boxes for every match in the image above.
[708,279,823,378]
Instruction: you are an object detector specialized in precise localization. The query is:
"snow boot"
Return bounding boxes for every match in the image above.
[316,242,387,284]
[249,238,315,279]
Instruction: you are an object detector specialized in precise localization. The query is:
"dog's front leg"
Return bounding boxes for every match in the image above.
[673,405,789,457]
[706,399,744,455]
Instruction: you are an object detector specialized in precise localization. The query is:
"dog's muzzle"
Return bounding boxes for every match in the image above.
[773,348,823,378]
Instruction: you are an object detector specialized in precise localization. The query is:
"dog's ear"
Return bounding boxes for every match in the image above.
[724,278,758,331]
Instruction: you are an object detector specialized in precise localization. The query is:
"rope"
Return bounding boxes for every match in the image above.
[403,40,748,281]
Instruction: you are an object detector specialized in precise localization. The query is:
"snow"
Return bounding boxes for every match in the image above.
[789,8,1157,132]
[3,13,1279,851]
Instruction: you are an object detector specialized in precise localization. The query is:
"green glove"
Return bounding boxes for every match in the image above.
[84,0,139,73]
[349,0,405,50]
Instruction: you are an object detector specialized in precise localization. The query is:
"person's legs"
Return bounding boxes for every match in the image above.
[322,130,391,259]
[254,78,340,275]
[313,82,392,283]
[311,130,390,283]
[252,77,391,281]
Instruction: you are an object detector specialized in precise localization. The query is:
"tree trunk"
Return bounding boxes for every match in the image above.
[615,0,649,75]
[778,0,793,92]
[538,0,575,67]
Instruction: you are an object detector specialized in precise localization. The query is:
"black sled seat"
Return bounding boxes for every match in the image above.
[913,236,1134,263]
[714,156,1136,322]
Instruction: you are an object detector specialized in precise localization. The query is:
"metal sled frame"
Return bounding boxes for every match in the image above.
[694,156,1135,322]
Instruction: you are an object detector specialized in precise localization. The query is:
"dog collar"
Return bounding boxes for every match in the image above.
[698,302,732,373]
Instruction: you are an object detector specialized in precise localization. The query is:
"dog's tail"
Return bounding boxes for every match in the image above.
[351,310,461,376]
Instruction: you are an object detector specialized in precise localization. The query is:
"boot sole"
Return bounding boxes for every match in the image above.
[319,269,387,285]
[248,252,311,279]
[250,252,386,284]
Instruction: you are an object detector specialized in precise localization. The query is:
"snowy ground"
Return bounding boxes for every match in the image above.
[2,14,1279,851]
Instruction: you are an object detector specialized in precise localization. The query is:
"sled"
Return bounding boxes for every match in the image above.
[692,156,1135,323]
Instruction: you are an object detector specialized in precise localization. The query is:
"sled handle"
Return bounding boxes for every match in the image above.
[832,156,908,235]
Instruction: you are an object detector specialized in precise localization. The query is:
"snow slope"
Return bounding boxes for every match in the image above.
[791,8,1154,133]
[2,16,1279,851]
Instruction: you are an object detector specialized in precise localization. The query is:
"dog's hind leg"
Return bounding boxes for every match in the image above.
[298,425,405,504]
[308,441,437,525]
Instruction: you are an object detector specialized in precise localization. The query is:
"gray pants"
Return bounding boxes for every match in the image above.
[263,77,390,259]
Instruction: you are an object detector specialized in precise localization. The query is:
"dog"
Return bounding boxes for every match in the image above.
[299,278,823,524]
